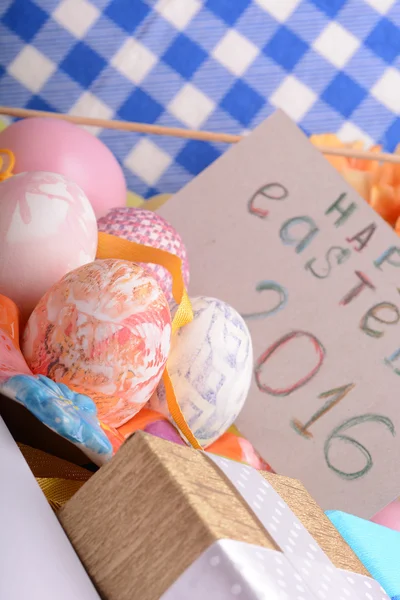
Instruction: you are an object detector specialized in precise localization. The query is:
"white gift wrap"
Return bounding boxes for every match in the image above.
[162,454,390,600]
[0,417,101,600]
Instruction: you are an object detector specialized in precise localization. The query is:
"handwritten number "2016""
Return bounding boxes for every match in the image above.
[253,319,395,480]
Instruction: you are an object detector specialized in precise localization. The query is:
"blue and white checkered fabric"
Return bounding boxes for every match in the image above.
[1,0,400,197]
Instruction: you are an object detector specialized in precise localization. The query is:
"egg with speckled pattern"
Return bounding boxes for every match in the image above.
[22,258,171,428]
[97,207,189,304]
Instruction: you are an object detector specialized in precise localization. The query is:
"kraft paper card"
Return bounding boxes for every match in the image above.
[159,110,400,519]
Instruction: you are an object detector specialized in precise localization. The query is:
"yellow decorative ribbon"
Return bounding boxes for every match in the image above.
[96,232,202,450]
[0,148,15,181]
[18,444,92,510]
[36,478,87,511]
[126,190,172,211]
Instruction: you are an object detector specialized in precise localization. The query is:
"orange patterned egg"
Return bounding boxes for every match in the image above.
[22,259,171,427]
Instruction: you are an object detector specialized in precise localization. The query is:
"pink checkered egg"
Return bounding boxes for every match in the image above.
[0,171,97,325]
[97,207,189,304]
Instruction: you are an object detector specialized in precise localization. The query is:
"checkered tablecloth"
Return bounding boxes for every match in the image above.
[1,0,400,198]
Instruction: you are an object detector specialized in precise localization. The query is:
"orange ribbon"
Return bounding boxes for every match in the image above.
[96,232,202,450]
[0,149,15,182]
[0,293,20,349]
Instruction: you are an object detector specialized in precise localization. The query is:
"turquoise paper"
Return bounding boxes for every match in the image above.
[327,510,400,600]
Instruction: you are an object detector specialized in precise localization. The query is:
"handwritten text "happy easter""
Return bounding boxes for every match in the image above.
[246,182,400,481]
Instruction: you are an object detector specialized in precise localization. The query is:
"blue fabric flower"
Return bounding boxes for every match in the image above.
[1,374,112,463]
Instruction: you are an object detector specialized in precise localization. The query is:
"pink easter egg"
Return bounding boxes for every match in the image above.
[371,500,400,532]
[97,207,190,303]
[0,171,97,324]
[0,118,126,218]
[22,258,171,428]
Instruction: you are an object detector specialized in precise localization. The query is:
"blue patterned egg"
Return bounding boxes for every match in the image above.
[149,296,253,446]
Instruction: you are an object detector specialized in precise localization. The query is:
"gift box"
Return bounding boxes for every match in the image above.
[58,431,387,600]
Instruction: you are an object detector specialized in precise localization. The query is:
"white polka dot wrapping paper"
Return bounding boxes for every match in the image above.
[161,454,390,600]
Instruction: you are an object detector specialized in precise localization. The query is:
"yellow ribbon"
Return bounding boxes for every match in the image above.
[36,478,87,511]
[0,148,15,182]
[126,190,172,211]
[18,444,92,510]
[96,232,202,450]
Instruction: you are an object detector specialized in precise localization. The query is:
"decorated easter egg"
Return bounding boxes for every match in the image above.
[98,207,190,303]
[149,296,253,446]
[22,258,171,427]
[0,171,97,323]
[0,118,126,218]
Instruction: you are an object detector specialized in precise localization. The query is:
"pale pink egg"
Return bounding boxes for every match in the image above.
[0,117,126,218]
[22,258,171,428]
[97,207,190,303]
[0,171,97,324]
[371,500,400,532]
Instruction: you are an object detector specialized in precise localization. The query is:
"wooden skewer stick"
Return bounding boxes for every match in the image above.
[0,106,241,143]
[1,105,400,165]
